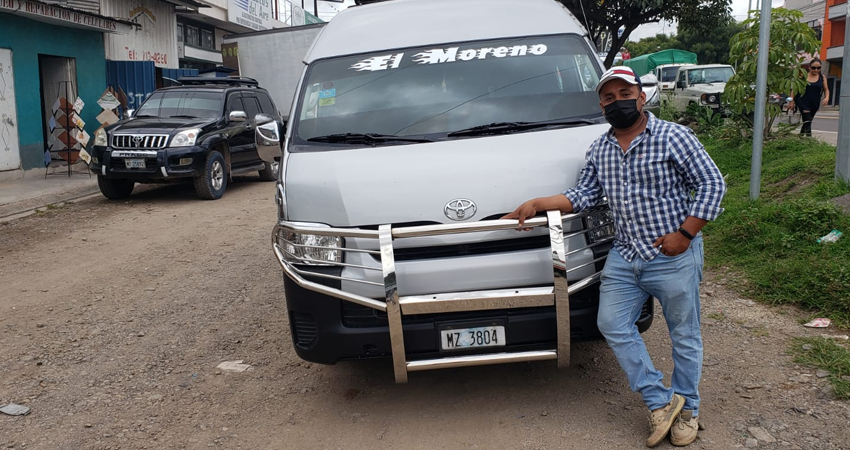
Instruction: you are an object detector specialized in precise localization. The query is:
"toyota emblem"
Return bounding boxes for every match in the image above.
[132,136,143,146]
[444,199,477,221]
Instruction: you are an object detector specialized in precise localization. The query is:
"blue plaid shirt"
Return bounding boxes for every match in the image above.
[564,112,726,262]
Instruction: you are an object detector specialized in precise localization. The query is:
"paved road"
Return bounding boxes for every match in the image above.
[1,181,849,449]
[813,110,839,134]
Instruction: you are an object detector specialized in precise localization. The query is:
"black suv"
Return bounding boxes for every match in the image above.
[89,77,280,200]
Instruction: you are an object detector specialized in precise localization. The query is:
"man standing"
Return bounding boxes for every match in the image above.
[503,66,726,447]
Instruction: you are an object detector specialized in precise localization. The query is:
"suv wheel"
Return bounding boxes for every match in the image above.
[194,151,227,200]
[258,160,279,181]
[97,175,135,200]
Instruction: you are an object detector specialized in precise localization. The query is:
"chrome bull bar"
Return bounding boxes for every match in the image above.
[272,209,613,383]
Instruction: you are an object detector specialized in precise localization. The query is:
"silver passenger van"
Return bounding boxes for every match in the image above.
[255,0,653,383]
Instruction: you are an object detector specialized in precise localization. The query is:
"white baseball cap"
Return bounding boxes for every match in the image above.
[597,66,642,93]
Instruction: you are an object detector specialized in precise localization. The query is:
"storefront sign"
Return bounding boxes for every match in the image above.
[221,43,240,75]
[0,0,133,33]
[228,0,273,31]
[102,0,177,68]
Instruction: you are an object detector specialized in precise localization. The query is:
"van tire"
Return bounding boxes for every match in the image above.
[194,151,227,200]
[98,175,135,200]
[258,160,279,181]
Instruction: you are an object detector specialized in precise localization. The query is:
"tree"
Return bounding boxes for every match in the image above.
[724,8,821,137]
[677,19,745,65]
[556,0,732,68]
[627,34,682,58]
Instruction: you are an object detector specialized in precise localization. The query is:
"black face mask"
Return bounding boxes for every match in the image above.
[603,99,642,129]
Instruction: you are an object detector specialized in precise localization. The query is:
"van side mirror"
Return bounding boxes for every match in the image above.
[254,113,274,125]
[255,120,281,163]
[677,81,685,89]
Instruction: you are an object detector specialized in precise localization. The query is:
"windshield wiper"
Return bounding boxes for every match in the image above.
[168,115,198,119]
[447,118,597,137]
[307,133,434,144]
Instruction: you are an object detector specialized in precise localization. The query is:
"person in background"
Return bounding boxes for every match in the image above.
[789,59,829,137]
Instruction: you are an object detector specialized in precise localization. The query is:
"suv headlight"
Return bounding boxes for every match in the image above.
[585,209,615,244]
[170,128,201,147]
[275,227,342,265]
[94,128,108,147]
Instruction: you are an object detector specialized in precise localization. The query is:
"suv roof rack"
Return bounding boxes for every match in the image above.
[177,77,259,87]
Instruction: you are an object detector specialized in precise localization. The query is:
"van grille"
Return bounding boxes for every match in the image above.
[377,235,551,262]
[112,134,169,149]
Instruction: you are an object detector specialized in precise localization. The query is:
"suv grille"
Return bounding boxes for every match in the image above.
[112,134,169,149]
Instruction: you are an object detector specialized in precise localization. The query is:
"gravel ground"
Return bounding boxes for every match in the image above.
[1,178,849,450]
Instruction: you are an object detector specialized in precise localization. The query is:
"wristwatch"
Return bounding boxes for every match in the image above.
[678,227,695,240]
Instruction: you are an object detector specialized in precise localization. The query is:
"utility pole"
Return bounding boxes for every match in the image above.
[837,6,850,182]
[750,0,772,200]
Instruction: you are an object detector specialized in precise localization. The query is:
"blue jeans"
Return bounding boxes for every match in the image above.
[597,237,704,416]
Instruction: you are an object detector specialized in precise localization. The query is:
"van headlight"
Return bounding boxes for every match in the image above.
[170,128,201,147]
[275,227,342,265]
[94,128,108,147]
[585,209,616,243]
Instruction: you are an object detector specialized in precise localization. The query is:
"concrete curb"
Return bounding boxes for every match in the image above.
[0,183,101,222]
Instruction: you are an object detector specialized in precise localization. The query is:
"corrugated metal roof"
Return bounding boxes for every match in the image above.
[305,0,587,62]
[65,0,99,14]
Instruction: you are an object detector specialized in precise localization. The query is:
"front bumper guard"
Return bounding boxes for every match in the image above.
[271,209,612,383]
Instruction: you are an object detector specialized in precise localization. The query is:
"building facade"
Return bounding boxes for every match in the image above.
[821,0,845,105]
[0,0,134,178]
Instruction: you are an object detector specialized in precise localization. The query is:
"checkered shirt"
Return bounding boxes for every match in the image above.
[563,112,727,262]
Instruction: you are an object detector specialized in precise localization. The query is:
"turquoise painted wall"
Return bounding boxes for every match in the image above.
[0,14,106,170]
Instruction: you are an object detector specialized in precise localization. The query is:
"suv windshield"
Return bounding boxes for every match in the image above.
[136,91,222,119]
[686,67,734,85]
[295,35,603,142]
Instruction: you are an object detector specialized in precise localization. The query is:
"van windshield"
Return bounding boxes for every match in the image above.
[294,35,603,142]
[660,67,679,82]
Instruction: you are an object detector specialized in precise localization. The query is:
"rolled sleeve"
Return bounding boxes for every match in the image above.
[563,148,603,213]
[671,131,727,221]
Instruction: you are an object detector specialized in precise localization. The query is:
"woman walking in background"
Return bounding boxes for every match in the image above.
[789,59,829,137]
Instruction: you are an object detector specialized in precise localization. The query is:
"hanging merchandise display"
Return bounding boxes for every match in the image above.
[45,81,91,178]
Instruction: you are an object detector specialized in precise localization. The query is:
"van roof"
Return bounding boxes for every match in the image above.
[305,0,588,63]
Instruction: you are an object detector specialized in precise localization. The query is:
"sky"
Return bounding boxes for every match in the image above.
[628,0,787,41]
[311,0,789,40]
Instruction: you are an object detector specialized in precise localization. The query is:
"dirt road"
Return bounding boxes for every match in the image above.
[1,178,849,450]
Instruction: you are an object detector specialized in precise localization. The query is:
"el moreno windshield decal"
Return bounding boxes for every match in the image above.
[350,44,549,72]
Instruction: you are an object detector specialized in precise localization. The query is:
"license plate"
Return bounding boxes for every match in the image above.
[440,326,506,351]
[125,159,146,169]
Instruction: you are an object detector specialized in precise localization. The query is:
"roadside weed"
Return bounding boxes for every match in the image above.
[702,135,850,326]
[792,337,850,400]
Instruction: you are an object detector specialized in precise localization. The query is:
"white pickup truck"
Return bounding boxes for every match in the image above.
[671,64,735,114]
